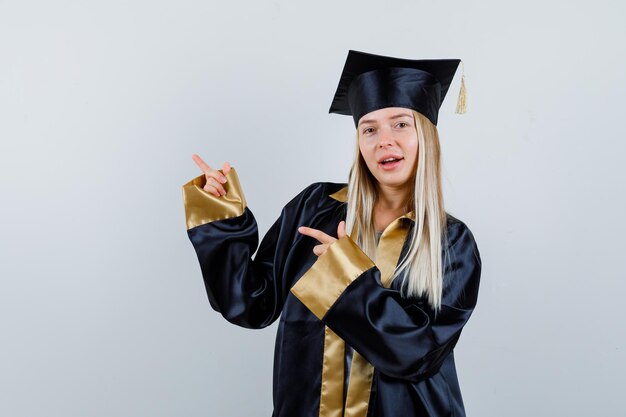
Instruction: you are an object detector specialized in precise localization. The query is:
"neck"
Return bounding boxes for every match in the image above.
[375,183,410,213]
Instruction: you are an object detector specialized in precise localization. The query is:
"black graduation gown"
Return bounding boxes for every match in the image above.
[182,167,482,417]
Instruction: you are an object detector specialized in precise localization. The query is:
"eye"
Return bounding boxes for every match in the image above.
[362,127,375,134]
[396,122,409,128]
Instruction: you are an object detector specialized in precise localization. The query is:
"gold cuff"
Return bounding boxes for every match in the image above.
[290,236,375,320]
[182,167,247,230]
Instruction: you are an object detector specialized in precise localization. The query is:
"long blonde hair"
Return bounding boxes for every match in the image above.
[344,110,449,312]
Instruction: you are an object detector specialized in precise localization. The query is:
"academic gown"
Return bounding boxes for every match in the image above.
[182,167,482,417]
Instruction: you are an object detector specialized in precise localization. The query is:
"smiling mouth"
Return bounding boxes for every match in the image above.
[379,157,404,165]
[378,157,404,170]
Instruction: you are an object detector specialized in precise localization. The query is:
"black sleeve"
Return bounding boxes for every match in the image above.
[182,167,318,329]
[291,220,482,381]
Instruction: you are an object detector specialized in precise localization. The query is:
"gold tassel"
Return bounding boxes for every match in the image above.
[455,60,467,115]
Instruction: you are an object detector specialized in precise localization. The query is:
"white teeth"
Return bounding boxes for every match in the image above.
[382,157,398,163]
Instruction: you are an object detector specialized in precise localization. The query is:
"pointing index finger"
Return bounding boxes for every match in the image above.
[298,226,334,244]
[192,154,212,173]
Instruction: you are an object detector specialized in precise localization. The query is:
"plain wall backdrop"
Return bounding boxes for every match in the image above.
[1,0,624,416]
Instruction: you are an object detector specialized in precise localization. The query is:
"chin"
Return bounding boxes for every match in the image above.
[376,175,411,187]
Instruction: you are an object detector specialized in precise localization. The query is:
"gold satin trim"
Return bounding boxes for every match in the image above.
[344,350,375,417]
[290,236,375,320]
[329,186,348,203]
[376,215,412,287]
[328,185,415,221]
[299,184,413,417]
[343,215,411,417]
[319,326,345,417]
[182,167,247,230]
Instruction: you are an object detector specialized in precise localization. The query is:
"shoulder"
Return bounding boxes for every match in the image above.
[445,213,476,241]
[444,212,481,263]
[284,181,348,210]
[442,213,482,306]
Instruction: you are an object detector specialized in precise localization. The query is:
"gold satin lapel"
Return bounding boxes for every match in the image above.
[319,326,345,417]
[319,185,413,417]
[376,215,412,287]
[343,212,412,417]
[329,186,348,203]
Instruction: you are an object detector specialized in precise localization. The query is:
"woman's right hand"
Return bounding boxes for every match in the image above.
[192,154,231,197]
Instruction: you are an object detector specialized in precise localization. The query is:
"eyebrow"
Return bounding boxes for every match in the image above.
[358,112,413,127]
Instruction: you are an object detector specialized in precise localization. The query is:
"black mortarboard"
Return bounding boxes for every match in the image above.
[328,50,466,127]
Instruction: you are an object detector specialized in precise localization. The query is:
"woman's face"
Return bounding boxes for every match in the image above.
[357,107,418,189]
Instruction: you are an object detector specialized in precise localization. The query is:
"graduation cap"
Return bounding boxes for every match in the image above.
[328,50,467,127]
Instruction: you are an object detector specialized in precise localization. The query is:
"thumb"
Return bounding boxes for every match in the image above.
[222,161,231,175]
[337,220,347,239]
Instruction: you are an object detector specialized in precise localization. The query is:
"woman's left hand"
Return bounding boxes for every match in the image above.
[298,221,347,257]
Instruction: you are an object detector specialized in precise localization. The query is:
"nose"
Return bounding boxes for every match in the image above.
[377,126,394,148]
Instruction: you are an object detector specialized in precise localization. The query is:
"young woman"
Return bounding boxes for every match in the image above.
[182,50,482,417]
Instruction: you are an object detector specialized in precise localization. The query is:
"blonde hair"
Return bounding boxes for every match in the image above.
[344,110,449,312]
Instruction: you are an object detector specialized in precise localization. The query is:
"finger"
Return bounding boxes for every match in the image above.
[191,155,227,185]
[209,176,227,196]
[298,226,334,244]
[193,155,227,184]
[204,177,226,196]
[202,182,221,197]
[222,161,231,175]
[313,244,328,257]
[192,154,212,173]
[337,221,347,238]
[208,169,228,184]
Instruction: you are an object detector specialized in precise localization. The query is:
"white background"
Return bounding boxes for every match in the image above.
[1,1,624,416]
